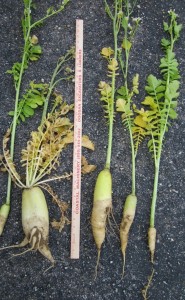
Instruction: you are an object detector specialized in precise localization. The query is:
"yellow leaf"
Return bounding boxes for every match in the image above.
[63,131,74,144]
[82,164,96,174]
[30,35,38,45]
[133,74,139,86]
[134,115,147,128]
[116,98,126,112]
[62,133,95,151]
[81,156,96,174]
[142,96,157,109]
[108,58,118,71]
[122,38,132,50]
[101,47,114,58]
[133,74,139,94]
[82,135,95,151]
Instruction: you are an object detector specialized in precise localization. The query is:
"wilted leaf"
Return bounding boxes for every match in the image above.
[101,47,114,58]
[82,135,95,151]
[81,156,96,174]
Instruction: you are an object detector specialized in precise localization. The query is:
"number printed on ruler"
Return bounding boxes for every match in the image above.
[70,19,83,259]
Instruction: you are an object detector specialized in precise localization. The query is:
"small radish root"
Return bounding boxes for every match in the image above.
[148,227,156,263]
[91,168,112,277]
[142,228,156,299]
[120,194,137,276]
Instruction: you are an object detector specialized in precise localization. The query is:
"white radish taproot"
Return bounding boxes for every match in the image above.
[148,227,156,263]
[120,194,137,274]
[91,168,112,275]
[21,187,54,263]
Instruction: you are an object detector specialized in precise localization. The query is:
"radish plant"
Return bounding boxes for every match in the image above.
[0,0,71,234]
[0,51,75,262]
[136,10,182,264]
[91,0,121,276]
[133,11,182,299]
[139,10,182,300]
[115,1,141,274]
[0,48,95,262]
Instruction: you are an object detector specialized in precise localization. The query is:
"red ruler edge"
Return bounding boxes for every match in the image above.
[70,19,83,259]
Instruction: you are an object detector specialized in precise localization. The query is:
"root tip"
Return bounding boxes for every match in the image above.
[94,248,101,280]
[150,251,155,264]
[121,252,126,279]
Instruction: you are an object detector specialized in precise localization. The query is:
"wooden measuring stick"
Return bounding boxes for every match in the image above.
[70,19,83,259]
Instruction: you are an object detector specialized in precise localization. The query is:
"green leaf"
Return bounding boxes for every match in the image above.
[163,21,169,31]
[117,85,127,99]
[122,38,132,50]
[20,114,26,122]
[174,24,182,38]
[8,82,47,123]
[23,105,34,116]
[27,102,38,108]
[169,108,177,119]
[171,100,177,108]
[8,111,15,116]
[47,7,54,16]
[122,17,128,29]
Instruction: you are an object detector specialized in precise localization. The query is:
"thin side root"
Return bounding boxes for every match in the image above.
[0,237,29,251]
[43,262,55,274]
[107,211,119,240]
[142,268,155,300]
[94,249,101,280]
[11,244,35,258]
[110,208,119,233]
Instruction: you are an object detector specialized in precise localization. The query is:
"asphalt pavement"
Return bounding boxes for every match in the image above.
[0,1,185,299]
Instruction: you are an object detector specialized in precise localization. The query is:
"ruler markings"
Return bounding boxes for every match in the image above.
[70,19,83,259]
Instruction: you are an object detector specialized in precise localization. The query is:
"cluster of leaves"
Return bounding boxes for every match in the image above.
[21,99,74,187]
[2,96,95,187]
[9,82,48,123]
[112,0,142,157]
[116,74,144,155]
[119,15,141,67]
[7,34,42,88]
[7,0,71,95]
[98,47,119,123]
[134,10,182,160]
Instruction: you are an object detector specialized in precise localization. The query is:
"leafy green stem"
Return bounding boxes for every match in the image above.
[41,48,74,123]
[6,6,32,205]
[129,120,136,194]
[30,0,70,29]
[149,10,181,228]
[105,0,120,169]
[117,1,137,195]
